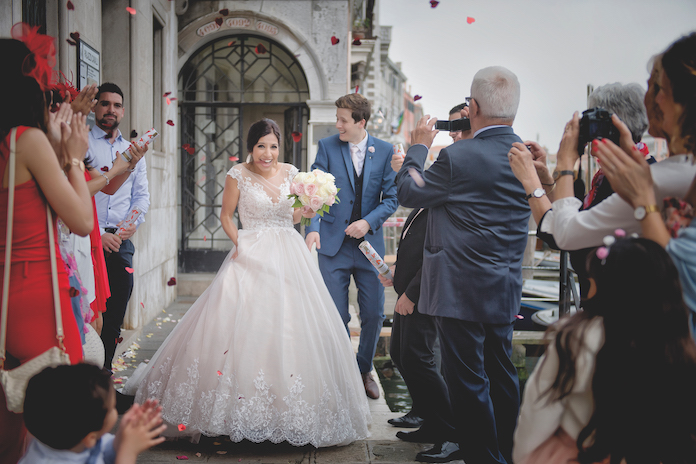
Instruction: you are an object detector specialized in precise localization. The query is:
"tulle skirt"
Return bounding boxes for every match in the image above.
[130,227,371,447]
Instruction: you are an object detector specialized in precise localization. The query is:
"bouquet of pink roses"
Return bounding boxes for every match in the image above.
[288,169,340,226]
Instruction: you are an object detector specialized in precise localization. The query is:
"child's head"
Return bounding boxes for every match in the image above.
[24,364,117,450]
[586,235,691,341]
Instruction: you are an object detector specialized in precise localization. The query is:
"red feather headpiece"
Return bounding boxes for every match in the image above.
[11,22,58,92]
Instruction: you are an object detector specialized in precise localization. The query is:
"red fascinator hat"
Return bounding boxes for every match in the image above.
[11,22,58,92]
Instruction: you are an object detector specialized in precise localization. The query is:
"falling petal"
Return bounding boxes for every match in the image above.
[219,8,229,15]
[408,168,426,187]
[516,314,524,320]
[414,95,422,101]
[294,54,301,57]
[170,97,177,101]
[176,456,189,460]
[70,32,80,41]
[430,0,439,7]
[229,156,239,162]
[141,302,145,308]
[224,350,229,354]
[215,17,223,26]
[166,120,175,126]
[167,277,177,286]
[166,97,171,105]
[291,131,302,143]
[203,235,207,242]
[255,43,267,54]
[228,40,236,47]
[163,91,172,97]
[178,424,186,432]
[352,38,362,46]
[331,36,340,45]
[354,85,359,93]
[196,453,202,458]
[68,287,80,297]
[125,267,134,274]
[67,1,74,10]
[130,130,138,138]
[217,451,227,455]
[183,143,195,155]
[217,370,222,376]
[467,16,475,24]
[126,6,136,15]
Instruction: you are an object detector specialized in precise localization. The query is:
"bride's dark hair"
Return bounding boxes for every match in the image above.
[246,118,281,161]
[543,237,696,464]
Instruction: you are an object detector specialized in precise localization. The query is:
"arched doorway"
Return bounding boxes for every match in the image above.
[178,35,310,272]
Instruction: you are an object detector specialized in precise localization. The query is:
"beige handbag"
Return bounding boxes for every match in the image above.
[0,127,71,413]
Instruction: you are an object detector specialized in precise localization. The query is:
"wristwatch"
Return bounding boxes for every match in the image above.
[70,158,85,173]
[525,187,546,201]
[552,169,574,181]
[634,204,659,221]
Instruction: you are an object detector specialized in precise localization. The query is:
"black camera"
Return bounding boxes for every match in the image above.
[577,107,620,154]
[435,117,471,132]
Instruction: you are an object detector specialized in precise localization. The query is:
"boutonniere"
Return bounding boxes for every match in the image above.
[368,146,375,153]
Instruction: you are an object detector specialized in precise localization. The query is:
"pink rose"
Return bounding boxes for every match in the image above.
[305,182,318,196]
[294,182,305,196]
[309,195,324,212]
[326,195,335,206]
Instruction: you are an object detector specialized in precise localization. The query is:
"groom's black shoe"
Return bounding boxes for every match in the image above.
[388,411,424,428]
[415,442,462,463]
[396,428,437,443]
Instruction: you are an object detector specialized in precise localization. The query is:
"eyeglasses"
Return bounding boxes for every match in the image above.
[465,96,475,106]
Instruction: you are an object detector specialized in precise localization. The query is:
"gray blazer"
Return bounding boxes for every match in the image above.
[396,126,530,324]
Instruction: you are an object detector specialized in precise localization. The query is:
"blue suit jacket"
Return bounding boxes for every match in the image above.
[307,133,398,258]
[396,126,530,324]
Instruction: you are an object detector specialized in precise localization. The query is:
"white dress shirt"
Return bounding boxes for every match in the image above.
[349,132,369,176]
[541,154,696,250]
[87,126,150,235]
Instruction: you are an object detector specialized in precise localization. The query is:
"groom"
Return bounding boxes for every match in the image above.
[306,93,398,399]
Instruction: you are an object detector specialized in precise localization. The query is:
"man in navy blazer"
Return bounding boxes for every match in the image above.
[397,67,530,463]
[306,93,398,399]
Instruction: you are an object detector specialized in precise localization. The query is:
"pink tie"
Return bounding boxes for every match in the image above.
[351,145,362,176]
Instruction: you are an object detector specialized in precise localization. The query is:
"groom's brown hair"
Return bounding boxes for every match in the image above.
[335,94,371,124]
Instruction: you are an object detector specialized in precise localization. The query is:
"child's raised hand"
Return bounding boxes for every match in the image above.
[114,401,166,464]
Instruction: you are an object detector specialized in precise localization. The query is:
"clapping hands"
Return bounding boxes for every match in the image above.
[114,399,167,464]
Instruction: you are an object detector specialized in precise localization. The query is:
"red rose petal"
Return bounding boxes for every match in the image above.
[166,120,175,126]
[140,302,145,308]
[516,314,524,320]
[430,0,439,7]
[170,97,177,101]
[68,287,80,297]
[414,95,422,101]
[203,235,207,242]
[163,91,172,97]
[255,43,267,54]
[167,277,177,286]
[125,267,134,274]
[354,85,359,93]
[229,156,239,162]
[176,457,189,461]
[183,143,195,155]
[101,166,109,172]
[130,130,138,138]
[467,16,475,24]
[67,1,74,10]
[291,131,302,143]
[126,6,136,15]
[178,424,186,432]
[166,97,171,105]
[227,40,236,47]
[215,17,223,26]
[331,36,340,45]
[217,370,222,376]
[66,38,77,46]
[70,32,80,41]
[352,38,362,46]
[219,8,229,15]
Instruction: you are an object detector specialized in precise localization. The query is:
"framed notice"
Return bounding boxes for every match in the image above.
[77,41,100,127]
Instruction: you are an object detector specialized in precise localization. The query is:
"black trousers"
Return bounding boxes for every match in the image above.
[436,317,519,464]
[391,306,456,439]
[100,239,135,371]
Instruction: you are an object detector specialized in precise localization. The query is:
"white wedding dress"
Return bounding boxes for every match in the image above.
[130,163,371,447]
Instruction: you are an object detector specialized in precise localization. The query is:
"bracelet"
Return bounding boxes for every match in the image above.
[100,172,110,185]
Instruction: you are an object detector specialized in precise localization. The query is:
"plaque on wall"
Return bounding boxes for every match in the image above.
[77,40,100,128]
[312,124,339,145]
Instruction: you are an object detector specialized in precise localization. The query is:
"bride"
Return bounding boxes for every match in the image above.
[130,119,371,447]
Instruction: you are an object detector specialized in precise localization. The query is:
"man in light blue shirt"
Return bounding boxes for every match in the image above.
[87,83,149,372]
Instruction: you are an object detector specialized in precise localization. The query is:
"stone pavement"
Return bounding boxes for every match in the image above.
[112,296,456,463]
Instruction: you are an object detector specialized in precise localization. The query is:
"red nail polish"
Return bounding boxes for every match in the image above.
[601,138,608,144]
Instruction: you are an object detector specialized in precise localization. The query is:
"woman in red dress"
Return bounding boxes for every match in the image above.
[0,28,94,464]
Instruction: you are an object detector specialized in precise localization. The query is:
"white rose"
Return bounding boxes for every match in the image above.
[318,185,331,198]
[299,194,310,206]
[293,172,305,184]
[303,172,316,184]
[314,170,328,185]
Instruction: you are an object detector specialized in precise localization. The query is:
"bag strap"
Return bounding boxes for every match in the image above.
[0,128,18,368]
[46,202,64,349]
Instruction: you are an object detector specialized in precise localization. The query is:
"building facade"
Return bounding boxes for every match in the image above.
[2,0,411,330]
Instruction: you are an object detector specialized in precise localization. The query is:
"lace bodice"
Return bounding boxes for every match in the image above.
[228,163,298,230]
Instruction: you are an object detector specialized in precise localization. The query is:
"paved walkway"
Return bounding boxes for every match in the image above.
[112,296,452,463]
